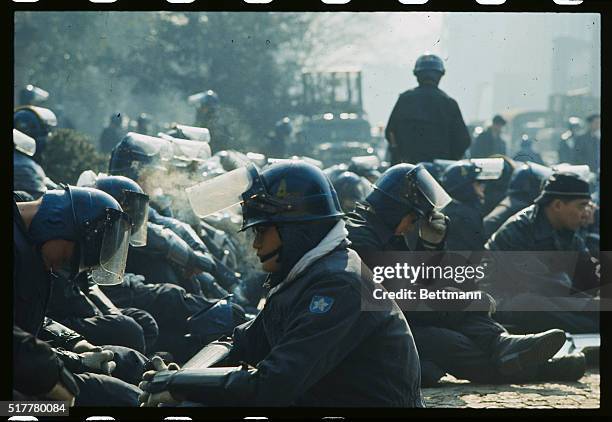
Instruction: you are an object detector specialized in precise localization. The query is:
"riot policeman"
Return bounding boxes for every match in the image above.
[345,163,583,385]
[14,105,57,162]
[485,172,599,334]
[78,172,244,363]
[14,186,143,405]
[331,171,372,213]
[18,84,49,106]
[483,161,553,238]
[266,117,292,158]
[99,112,125,155]
[441,158,505,251]
[385,53,471,165]
[13,128,50,199]
[139,160,424,407]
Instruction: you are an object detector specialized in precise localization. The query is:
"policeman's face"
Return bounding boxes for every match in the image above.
[40,239,76,274]
[394,213,418,236]
[553,198,590,231]
[252,225,282,273]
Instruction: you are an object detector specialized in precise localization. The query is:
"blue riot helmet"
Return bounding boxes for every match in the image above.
[189,90,219,109]
[333,171,373,213]
[414,53,445,75]
[163,123,211,143]
[14,106,57,158]
[348,155,382,183]
[274,117,292,138]
[109,132,173,181]
[323,163,350,185]
[507,162,553,202]
[28,185,131,285]
[441,158,504,203]
[186,161,344,230]
[414,53,445,85]
[77,172,150,247]
[19,84,49,106]
[367,163,452,227]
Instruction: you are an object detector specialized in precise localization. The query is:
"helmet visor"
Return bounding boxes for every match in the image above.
[175,124,211,143]
[470,158,505,180]
[527,162,553,181]
[411,165,453,211]
[121,190,149,247]
[187,163,260,218]
[13,128,37,157]
[170,137,212,165]
[125,132,174,161]
[91,211,131,285]
[552,164,593,182]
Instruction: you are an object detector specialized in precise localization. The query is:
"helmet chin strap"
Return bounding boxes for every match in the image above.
[259,246,282,264]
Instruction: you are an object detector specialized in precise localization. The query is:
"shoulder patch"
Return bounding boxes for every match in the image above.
[309,295,334,314]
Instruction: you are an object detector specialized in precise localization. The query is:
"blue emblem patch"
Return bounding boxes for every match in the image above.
[309,295,334,314]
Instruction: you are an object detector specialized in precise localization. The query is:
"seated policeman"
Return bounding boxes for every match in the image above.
[139,160,424,407]
[485,172,600,334]
[345,163,583,384]
[14,186,143,405]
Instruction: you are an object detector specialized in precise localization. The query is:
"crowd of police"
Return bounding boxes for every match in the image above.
[12,53,600,408]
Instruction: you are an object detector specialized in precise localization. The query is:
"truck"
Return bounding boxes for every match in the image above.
[290,68,375,167]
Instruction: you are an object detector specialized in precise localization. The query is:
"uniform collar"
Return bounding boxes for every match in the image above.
[354,203,396,247]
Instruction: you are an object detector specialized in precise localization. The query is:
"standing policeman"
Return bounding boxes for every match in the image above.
[139,161,424,407]
[385,53,471,165]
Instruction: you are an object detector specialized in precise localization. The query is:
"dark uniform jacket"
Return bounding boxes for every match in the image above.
[469,127,506,158]
[345,204,461,328]
[483,194,530,239]
[385,85,471,165]
[442,199,487,251]
[485,204,599,294]
[14,151,47,199]
[226,241,424,407]
[573,132,600,170]
[13,200,80,396]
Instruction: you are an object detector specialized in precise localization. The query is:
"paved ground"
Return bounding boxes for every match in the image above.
[422,369,600,408]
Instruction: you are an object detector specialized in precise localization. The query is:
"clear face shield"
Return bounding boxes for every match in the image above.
[169,137,212,167]
[13,128,37,157]
[407,165,453,216]
[552,164,594,184]
[470,157,505,180]
[186,163,263,218]
[175,124,211,143]
[77,208,131,286]
[121,190,149,247]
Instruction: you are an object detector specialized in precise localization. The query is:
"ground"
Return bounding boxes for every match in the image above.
[422,369,600,408]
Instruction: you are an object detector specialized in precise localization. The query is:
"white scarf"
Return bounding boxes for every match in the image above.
[267,219,349,298]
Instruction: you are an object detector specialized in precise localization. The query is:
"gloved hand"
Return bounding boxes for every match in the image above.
[139,356,181,407]
[79,349,116,375]
[72,339,98,353]
[419,210,448,246]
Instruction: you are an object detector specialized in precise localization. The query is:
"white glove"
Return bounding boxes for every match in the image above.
[80,349,116,375]
[419,210,448,245]
[138,356,181,407]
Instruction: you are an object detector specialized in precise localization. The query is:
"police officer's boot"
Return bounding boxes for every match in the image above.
[536,352,586,382]
[492,329,566,378]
